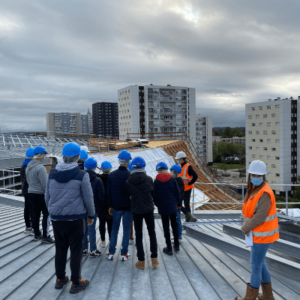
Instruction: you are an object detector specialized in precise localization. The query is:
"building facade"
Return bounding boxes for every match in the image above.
[213,136,246,146]
[117,85,196,141]
[195,115,213,164]
[81,109,93,134]
[245,97,299,194]
[92,102,119,138]
[46,113,82,137]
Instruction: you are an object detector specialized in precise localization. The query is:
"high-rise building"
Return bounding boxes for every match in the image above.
[195,115,213,164]
[81,109,93,134]
[46,113,82,137]
[245,96,300,195]
[92,102,119,138]
[117,85,196,141]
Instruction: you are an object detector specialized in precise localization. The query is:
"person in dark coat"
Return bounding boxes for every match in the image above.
[126,156,158,269]
[97,161,113,248]
[20,147,35,233]
[83,158,104,257]
[153,162,181,255]
[78,150,88,170]
[170,164,184,242]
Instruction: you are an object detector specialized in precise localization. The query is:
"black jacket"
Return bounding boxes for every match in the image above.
[86,170,104,212]
[20,160,31,196]
[126,172,154,214]
[78,160,85,170]
[174,177,184,208]
[181,162,198,185]
[107,166,131,211]
[97,173,112,219]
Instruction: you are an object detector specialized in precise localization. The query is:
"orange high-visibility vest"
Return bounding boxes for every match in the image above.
[243,183,279,244]
[179,163,194,191]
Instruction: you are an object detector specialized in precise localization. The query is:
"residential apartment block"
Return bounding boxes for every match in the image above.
[213,136,246,147]
[92,102,119,138]
[81,109,93,134]
[246,97,300,194]
[117,85,196,141]
[46,113,82,137]
[195,115,213,164]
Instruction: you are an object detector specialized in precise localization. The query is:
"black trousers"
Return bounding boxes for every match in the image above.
[24,194,32,228]
[161,214,179,249]
[133,212,158,261]
[52,219,85,285]
[99,218,112,241]
[181,189,192,215]
[29,193,49,237]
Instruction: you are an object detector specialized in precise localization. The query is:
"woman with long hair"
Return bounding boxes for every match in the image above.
[236,160,279,300]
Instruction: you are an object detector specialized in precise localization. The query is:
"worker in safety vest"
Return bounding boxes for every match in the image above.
[175,151,198,222]
[236,160,279,300]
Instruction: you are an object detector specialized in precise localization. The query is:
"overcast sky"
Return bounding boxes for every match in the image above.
[0,0,300,132]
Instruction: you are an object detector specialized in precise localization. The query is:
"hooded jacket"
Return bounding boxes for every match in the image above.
[85,170,104,212]
[45,163,95,221]
[126,172,154,214]
[20,159,32,196]
[153,172,181,215]
[26,160,48,194]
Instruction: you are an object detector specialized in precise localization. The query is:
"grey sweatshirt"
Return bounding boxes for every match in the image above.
[26,160,48,194]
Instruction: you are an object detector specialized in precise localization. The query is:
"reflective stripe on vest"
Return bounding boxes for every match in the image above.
[252,228,279,237]
[243,213,277,223]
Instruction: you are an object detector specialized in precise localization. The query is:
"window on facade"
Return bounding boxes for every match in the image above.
[248,115,252,119]
[276,157,280,160]
[256,147,260,151]
[271,164,276,168]
[249,146,252,150]
[263,130,268,135]
[256,131,260,134]
[275,122,279,126]
[272,148,276,151]
[259,139,263,142]
[267,122,271,126]
[266,139,271,143]
[271,113,276,117]
[259,123,263,127]
[252,107,255,111]
[275,139,279,143]
[259,106,263,110]
[259,155,264,159]
[263,147,268,151]
[267,155,271,159]
[256,115,260,119]
[252,139,256,142]
[272,130,276,135]
[263,114,267,118]
[248,131,252,134]
[267,106,271,109]
[252,123,255,127]
[275,104,279,109]
[252,154,256,158]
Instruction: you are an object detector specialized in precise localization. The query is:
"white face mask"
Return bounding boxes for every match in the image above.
[177,160,180,164]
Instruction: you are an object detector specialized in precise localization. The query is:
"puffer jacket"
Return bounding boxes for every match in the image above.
[85,170,104,212]
[107,166,131,211]
[97,173,112,219]
[45,163,95,221]
[153,172,180,216]
[26,160,48,194]
[126,172,154,214]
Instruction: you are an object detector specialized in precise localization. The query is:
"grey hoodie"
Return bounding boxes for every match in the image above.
[26,160,48,194]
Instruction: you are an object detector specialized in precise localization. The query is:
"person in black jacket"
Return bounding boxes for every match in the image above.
[20,147,35,234]
[83,158,104,257]
[78,150,88,170]
[126,156,158,269]
[153,162,181,255]
[97,161,113,248]
[106,150,132,262]
[170,164,184,242]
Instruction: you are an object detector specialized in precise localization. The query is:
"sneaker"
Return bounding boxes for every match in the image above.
[163,247,173,256]
[129,238,134,245]
[69,279,90,294]
[42,236,55,244]
[90,250,101,257]
[106,253,114,260]
[100,240,106,248]
[30,229,35,236]
[173,245,180,252]
[121,253,130,261]
[24,227,32,234]
[33,235,42,241]
[83,249,89,256]
[55,275,69,289]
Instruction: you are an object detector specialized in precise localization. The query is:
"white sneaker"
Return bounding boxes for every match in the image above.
[129,239,134,245]
[100,240,106,248]
[106,253,114,260]
[121,253,131,261]
[90,250,101,257]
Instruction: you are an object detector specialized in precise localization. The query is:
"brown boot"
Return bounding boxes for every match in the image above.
[151,257,159,267]
[135,261,145,270]
[258,282,275,300]
[235,284,259,300]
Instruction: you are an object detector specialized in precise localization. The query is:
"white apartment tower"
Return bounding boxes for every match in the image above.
[117,85,196,141]
[246,97,300,194]
[195,115,213,164]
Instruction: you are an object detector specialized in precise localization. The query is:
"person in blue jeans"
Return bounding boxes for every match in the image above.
[106,150,132,261]
[82,158,104,258]
[170,164,184,242]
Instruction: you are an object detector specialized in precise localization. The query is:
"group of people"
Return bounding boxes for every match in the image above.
[20,142,198,294]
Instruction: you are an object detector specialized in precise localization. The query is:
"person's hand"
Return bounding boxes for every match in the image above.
[109,208,113,216]
[87,218,94,226]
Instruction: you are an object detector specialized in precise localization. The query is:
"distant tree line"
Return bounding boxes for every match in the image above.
[213,142,245,163]
[213,127,245,138]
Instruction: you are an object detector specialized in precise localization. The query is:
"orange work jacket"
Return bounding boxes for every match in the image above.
[179,163,194,192]
[243,183,279,244]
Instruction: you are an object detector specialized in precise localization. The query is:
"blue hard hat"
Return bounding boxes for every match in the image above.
[128,161,133,171]
[62,142,81,157]
[170,164,182,174]
[101,161,112,169]
[156,162,168,170]
[34,145,48,155]
[26,147,35,158]
[84,157,98,169]
[80,150,88,160]
[131,156,146,168]
[118,150,132,160]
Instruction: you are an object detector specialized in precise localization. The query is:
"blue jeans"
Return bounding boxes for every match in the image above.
[83,214,97,252]
[109,209,132,256]
[250,242,272,288]
[176,209,182,239]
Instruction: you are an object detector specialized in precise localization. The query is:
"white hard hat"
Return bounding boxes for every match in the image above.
[248,160,267,175]
[175,151,187,160]
[80,145,90,153]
